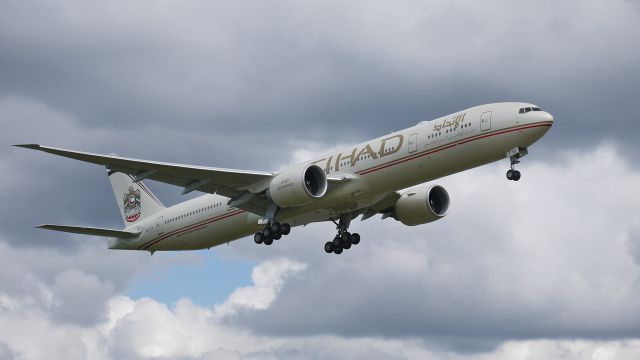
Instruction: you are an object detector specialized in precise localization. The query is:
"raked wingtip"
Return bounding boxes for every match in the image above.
[13,143,41,149]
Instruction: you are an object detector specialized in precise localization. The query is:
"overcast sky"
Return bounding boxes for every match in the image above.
[1,0,640,359]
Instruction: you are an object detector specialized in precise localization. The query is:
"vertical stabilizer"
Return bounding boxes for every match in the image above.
[108,171,165,226]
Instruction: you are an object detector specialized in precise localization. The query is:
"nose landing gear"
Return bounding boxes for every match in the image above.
[506,147,527,181]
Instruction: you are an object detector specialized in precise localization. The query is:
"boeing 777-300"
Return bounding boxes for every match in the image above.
[15,102,553,254]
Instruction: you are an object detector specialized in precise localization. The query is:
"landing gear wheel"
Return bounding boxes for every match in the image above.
[281,223,291,235]
[341,232,351,244]
[343,241,351,250]
[324,242,334,253]
[333,246,343,254]
[262,227,273,238]
[270,222,282,234]
[350,233,360,245]
[506,169,515,180]
[332,236,341,248]
[513,170,521,181]
[254,232,264,244]
[264,237,273,245]
[274,232,282,240]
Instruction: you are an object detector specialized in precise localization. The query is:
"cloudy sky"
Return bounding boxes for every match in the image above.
[1,0,640,359]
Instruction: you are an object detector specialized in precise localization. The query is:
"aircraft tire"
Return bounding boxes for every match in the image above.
[270,222,282,234]
[341,232,351,244]
[281,223,291,235]
[264,237,273,245]
[506,169,515,180]
[513,170,521,181]
[262,227,273,238]
[351,233,360,245]
[332,236,341,248]
[343,242,351,249]
[333,246,343,254]
[324,241,334,253]
[254,232,264,244]
[274,232,282,240]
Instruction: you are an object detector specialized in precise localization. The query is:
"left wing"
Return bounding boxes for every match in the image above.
[15,144,274,215]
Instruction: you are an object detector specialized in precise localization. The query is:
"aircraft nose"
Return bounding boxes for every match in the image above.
[543,111,554,124]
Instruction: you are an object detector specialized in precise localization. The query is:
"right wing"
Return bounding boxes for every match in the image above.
[15,144,275,215]
[37,224,140,239]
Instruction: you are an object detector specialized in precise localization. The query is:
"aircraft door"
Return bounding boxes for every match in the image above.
[408,133,418,153]
[480,111,492,131]
[156,216,164,235]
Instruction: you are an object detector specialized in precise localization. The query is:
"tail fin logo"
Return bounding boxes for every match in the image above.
[123,186,141,222]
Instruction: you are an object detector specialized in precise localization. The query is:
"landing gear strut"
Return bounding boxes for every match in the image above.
[324,215,360,255]
[254,221,292,246]
[506,147,527,181]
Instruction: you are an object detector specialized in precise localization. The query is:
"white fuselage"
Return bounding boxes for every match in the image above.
[110,102,553,251]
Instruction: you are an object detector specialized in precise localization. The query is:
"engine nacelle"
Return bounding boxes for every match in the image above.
[268,164,328,208]
[394,184,450,226]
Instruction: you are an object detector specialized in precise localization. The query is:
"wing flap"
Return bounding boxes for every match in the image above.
[37,224,141,239]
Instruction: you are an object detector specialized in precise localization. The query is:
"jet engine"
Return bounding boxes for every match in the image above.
[268,164,328,208]
[393,184,450,226]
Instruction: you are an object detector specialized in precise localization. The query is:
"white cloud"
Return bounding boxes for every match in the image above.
[1,284,640,360]
[214,259,306,318]
[0,228,639,359]
[51,269,115,325]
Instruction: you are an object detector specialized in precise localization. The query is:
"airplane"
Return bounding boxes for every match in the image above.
[15,102,553,255]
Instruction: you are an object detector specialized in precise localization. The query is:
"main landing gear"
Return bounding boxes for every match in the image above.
[324,215,360,255]
[506,147,528,181]
[253,221,291,246]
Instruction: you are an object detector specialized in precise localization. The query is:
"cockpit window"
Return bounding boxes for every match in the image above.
[519,106,544,114]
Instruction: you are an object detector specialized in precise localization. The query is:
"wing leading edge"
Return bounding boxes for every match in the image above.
[14,144,274,215]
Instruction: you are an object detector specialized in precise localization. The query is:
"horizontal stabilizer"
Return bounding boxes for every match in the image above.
[36,224,140,239]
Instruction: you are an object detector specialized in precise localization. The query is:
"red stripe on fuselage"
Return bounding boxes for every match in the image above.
[138,209,245,250]
[137,121,552,251]
[357,121,552,176]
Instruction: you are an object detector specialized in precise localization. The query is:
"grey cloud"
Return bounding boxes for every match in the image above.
[0,0,639,150]
[0,342,21,360]
[2,0,640,251]
[1,0,640,357]
[627,216,640,267]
